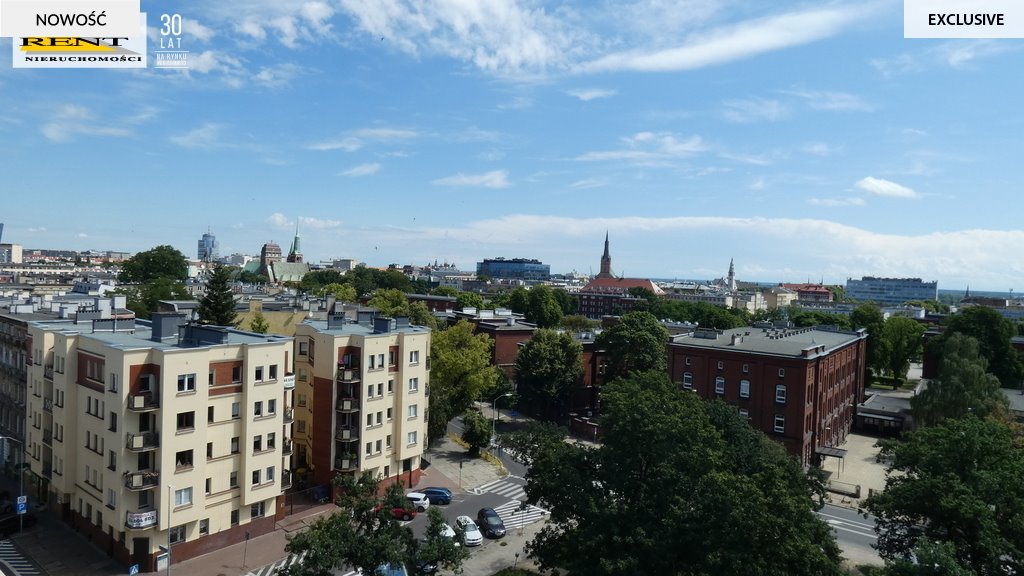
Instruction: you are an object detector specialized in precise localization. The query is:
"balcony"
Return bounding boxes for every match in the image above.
[282,469,292,489]
[43,429,52,445]
[43,398,53,413]
[126,431,159,452]
[282,374,296,390]
[335,398,360,412]
[128,393,159,412]
[336,366,361,383]
[43,365,53,380]
[334,426,359,441]
[125,509,158,529]
[334,455,358,471]
[124,471,160,491]
[282,439,293,455]
[42,465,52,479]
[283,407,294,423]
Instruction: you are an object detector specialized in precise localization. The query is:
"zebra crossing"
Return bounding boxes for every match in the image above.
[0,539,42,575]
[472,478,526,501]
[491,500,548,529]
[243,551,340,576]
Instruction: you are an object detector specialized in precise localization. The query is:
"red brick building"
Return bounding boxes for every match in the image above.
[446,309,537,380]
[667,324,867,465]
[578,277,664,319]
[781,283,834,303]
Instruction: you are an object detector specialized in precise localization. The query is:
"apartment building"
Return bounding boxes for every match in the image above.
[26,313,294,571]
[293,311,430,491]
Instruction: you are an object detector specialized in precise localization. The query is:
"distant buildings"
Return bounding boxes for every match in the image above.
[0,243,22,264]
[578,234,663,318]
[845,276,937,306]
[197,230,218,262]
[781,283,834,303]
[475,258,550,282]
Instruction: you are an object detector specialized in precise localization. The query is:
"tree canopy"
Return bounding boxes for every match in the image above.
[515,329,583,421]
[596,311,669,381]
[912,333,1009,426]
[118,245,188,283]
[117,277,191,319]
[321,283,357,303]
[523,371,844,576]
[455,291,485,310]
[879,316,925,380]
[248,312,270,334]
[427,320,499,443]
[525,285,564,328]
[850,303,886,376]
[460,409,492,456]
[933,306,1024,387]
[197,265,238,327]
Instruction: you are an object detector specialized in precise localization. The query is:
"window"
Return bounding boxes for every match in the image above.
[386,408,393,421]
[205,478,211,494]
[717,361,724,370]
[778,368,785,378]
[231,510,239,526]
[298,341,308,356]
[229,472,238,488]
[269,365,278,380]
[365,442,372,455]
[773,414,785,433]
[682,372,693,389]
[376,411,382,425]
[775,384,787,404]
[231,437,239,454]
[386,435,392,449]
[410,350,419,364]
[739,380,750,398]
[106,488,116,508]
[387,379,394,394]
[377,353,384,368]
[232,366,242,383]
[369,354,377,369]
[206,442,213,460]
[176,411,195,431]
[267,433,276,450]
[366,413,373,428]
[207,406,214,423]
[199,519,209,535]
[169,526,185,544]
[255,367,264,381]
[208,372,214,386]
[253,435,263,453]
[739,408,750,418]
[253,401,263,417]
[251,502,265,519]
[175,450,193,469]
[266,466,275,482]
[297,393,307,407]
[685,357,691,366]
[714,377,725,395]
[297,420,306,433]
[389,350,396,366]
[109,412,117,432]
[231,402,240,419]
[742,364,749,374]
[177,373,196,393]
[174,487,193,507]
[366,384,374,398]
[408,404,418,419]
[408,378,419,392]
[407,431,418,446]
[108,450,116,471]
[375,439,382,453]
[109,373,118,392]
[252,470,261,485]
[268,399,276,415]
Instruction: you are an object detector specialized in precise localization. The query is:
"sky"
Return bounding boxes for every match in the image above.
[1,0,1022,291]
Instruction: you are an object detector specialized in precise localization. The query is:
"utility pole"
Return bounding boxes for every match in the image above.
[0,436,25,534]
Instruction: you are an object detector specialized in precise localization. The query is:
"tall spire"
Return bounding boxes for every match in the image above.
[286,223,303,263]
[726,258,736,291]
[598,231,612,278]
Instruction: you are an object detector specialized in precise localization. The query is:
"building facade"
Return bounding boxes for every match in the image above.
[293,313,430,492]
[667,324,867,466]
[197,232,218,263]
[845,276,938,306]
[475,258,550,282]
[26,314,294,571]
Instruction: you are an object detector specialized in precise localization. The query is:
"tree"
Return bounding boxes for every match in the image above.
[413,507,470,575]
[524,371,844,576]
[430,286,459,298]
[319,283,356,303]
[368,289,411,317]
[299,269,346,293]
[877,539,978,576]
[455,291,485,310]
[508,287,529,315]
[515,329,583,421]
[551,288,578,315]
[428,321,499,443]
[197,265,238,327]
[911,334,1009,426]
[880,316,925,381]
[460,410,492,456]
[237,269,270,284]
[851,303,886,377]
[118,245,188,283]
[117,277,192,319]
[526,285,563,328]
[378,269,413,292]
[864,416,1024,574]
[596,311,669,381]
[249,312,270,334]
[497,421,567,467]
[560,314,597,332]
[933,306,1024,387]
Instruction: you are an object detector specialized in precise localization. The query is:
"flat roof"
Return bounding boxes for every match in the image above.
[302,319,430,336]
[669,325,863,358]
[31,321,292,351]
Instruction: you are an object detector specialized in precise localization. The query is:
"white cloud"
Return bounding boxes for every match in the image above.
[785,89,873,111]
[936,40,1013,69]
[309,127,417,152]
[267,213,292,228]
[576,131,705,164]
[353,128,418,139]
[77,233,88,238]
[170,123,226,149]
[497,96,533,110]
[855,176,920,199]
[869,53,920,77]
[340,163,381,176]
[802,142,837,156]
[308,137,362,152]
[252,63,303,87]
[718,151,773,166]
[722,97,788,123]
[27,227,47,233]
[748,177,766,191]
[188,19,216,42]
[808,197,866,207]
[578,5,867,73]
[41,104,133,142]
[298,216,341,229]
[432,170,510,188]
[567,88,617,101]
[236,18,266,40]
[569,178,608,189]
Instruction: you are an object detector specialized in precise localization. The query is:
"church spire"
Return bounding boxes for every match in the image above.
[726,258,737,291]
[286,223,303,263]
[598,231,613,278]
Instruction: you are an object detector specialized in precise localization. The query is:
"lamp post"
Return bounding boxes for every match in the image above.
[166,484,175,576]
[0,436,25,534]
[491,393,512,445]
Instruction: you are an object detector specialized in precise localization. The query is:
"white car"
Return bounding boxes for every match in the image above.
[454,515,483,546]
[406,492,430,512]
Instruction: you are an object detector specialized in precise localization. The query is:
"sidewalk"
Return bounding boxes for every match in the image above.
[424,425,508,490]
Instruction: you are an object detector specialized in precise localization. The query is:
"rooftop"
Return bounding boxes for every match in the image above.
[669,324,864,358]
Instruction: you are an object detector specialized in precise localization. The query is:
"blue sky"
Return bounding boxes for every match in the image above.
[1,0,1022,291]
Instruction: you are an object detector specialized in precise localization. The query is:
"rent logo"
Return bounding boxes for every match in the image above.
[12,14,147,68]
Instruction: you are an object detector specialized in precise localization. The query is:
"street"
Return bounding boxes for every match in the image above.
[817,504,881,565]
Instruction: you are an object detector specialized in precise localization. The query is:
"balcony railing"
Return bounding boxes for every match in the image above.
[282,374,296,390]
[43,429,52,445]
[282,469,292,489]
[128,393,159,412]
[335,398,360,412]
[282,439,293,455]
[334,456,358,471]
[126,431,159,451]
[42,465,52,479]
[283,407,294,423]
[335,426,359,441]
[43,398,53,413]
[43,365,54,380]
[336,367,361,383]
[125,509,158,529]
[124,471,160,491]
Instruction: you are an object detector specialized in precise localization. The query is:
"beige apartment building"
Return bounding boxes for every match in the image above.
[293,312,430,490]
[26,312,294,571]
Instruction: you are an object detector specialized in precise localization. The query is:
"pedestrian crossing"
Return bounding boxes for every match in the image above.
[243,551,321,576]
[0,539,42,575]
[472,478,526,501]
[491,500,548,530]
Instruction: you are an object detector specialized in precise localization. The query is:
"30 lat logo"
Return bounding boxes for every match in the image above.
[155,13,187,69]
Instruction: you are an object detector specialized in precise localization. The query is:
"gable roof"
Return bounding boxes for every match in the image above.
[582,277,665,295]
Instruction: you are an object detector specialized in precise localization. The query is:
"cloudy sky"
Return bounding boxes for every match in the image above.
[1,0,1021,291]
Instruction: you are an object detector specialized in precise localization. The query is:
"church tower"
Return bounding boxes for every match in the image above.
[726,258,737,292]
[286,224,303,263]
[598,231,613,278]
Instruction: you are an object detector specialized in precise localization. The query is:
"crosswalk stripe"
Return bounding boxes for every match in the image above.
[474,478,508,492]
[0,539,41,575]
[491,500,548,529]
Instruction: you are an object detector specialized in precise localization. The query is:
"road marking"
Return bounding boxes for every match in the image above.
[0,540,41,576]
[826,521,878,540]
[474,479,527,501]
[491,500,548,529]
[817,511,876,532]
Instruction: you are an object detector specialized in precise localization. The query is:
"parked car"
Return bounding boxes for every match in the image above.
[374,503,416,521]
[454,515,483,546]
[419,487,452,505]
[405,492,430,512]
[476,507,506,538]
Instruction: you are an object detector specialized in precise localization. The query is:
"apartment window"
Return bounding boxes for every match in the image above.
[369,355,376,369]
[409,350,419,364]
[714,377,725,395]
[739,380,750,398]
[199,519,209,535]
[407,431,418,446]
[408,378,419,392]
[251,502,265,519]
[297,420,306,433]
[231,437,239,454]
[682,372,693,389]
[206,442,213,460]
[366,442,372,455]
[176,411,195,431]
[253,401,263,417]
[773,414,785,433]
[298,341,308,356]
[269,365,278,380]
[208,372,215,386]
[255,367,264,381]
[739,408,750,418]
[175,450,193,469]
[231,402,240,419]
[386,435,392,449]
[366,384,374,398]
[778,368,785,378]
[268,399,277,415]
[384,465,390,477]
[742,364,749,374]
[253,435,263,453]
[375,440,382,453]
[252,470,261,485]
[232,366,242,383]
[106,488,116,508]
[386,408,393,421]
[408,404,418,419]
[205,478,211,494]
[389,350,396,366]
[266,466,275,482]
[229,472,238,488]
[267,433,276,450]
[377,353,384,368]
[297,393,307,407]
[174,487,193,507]
[775,384,787,404]
[169,526,185,545]
[717,361,724,370]
[387,379,394,394]
[376,411,382,425]
[109,412,117,432]
[366,413,373,428]
[177,373,196,393]
[108,450,116,471]
[109,373,118,392]
[231,510,239,526]
[376,383,383,396]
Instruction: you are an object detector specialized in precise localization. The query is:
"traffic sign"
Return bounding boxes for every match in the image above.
[16,496,26,504]
[16,502,26,515]
[128,564,140,575]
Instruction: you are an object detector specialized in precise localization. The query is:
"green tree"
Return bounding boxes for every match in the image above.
[197,265,238,326]
[911,334,1009,426]
[497,421,567,467]
[864,416,1024,574]
[237,269,270,284]
[551,288,578,315]
[321,283,357,303]
[508,287,529,314]
[430,286,459,298]
[428,321,499,443]
[378,269,413,292]
[560,314,598,332]
[118,277,192,319]
[851,303,887,377]
[515,329,583,421]
[932,306,1024,387]
[413,507,470,575]
[460,409,492,456]
[524,372,843,576]
[118,245,188,283]
[299,269,346,293]
[249,312,270,334]
[344,266,379,297]
[368,288,410,317]
[407,301,440,331]
[455,291,485,310]
[525,285,563,328]
[877,539,978,576]
[596,311,669,381]
[880,316,925,380]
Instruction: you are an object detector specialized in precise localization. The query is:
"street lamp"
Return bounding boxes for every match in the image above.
[0,436,25,534]
[491,393,512,444]
[166,484,175,576]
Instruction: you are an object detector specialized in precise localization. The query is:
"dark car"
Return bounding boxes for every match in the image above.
[419,487,452,505]
[476,507,506,538]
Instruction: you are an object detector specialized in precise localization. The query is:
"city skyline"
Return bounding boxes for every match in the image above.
[1,1,1021,290]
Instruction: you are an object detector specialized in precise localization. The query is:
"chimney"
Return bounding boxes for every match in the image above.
[373,317,393,334]
[357,310,376,325]
[327,311,347,329]
[395,317,410,329]
[506,317,515,327]
[151,312,187,342]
